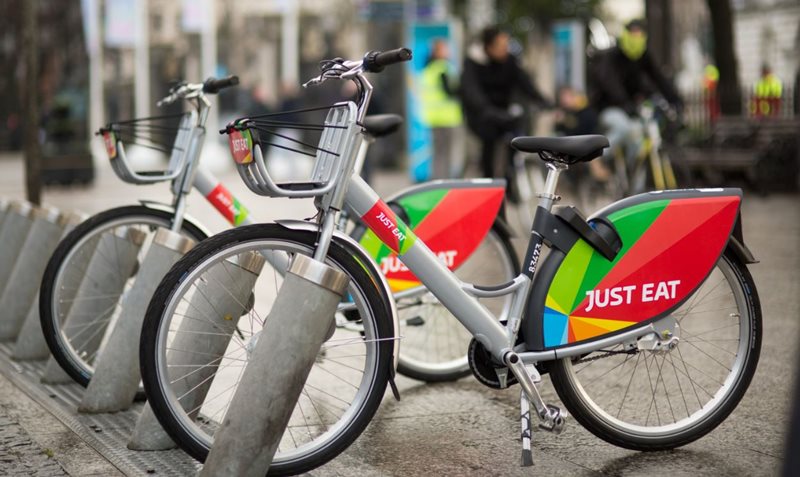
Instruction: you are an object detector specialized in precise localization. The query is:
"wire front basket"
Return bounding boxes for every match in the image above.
[222,102,360,198]
[97,111,196,184]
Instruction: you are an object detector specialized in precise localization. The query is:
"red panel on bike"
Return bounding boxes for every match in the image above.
[542,190,741,348]
[359,180,505,292]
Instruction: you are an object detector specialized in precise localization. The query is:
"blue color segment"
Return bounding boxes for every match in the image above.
[543,307,569,347]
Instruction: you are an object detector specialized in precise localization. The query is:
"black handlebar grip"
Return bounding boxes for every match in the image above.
[363,48,412,73]
[203,75,240,94]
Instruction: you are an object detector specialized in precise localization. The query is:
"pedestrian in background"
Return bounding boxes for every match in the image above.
[460,26,552,193]
[420,39,462,179]
[752,64,783,118]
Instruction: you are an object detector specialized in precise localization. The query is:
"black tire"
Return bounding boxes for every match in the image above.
[39,206,207,398]
[140,224,393,475]
[396,223,520,382]
[549,249,761,450]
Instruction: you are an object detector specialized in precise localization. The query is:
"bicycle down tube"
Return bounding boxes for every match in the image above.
[345,174,517,362]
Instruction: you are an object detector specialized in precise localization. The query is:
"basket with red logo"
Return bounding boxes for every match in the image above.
[95,111,196,184]
[220,102,360,198]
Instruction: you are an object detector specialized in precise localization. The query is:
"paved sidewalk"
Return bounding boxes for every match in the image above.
[0,371,122,476]
[0,411,67,476]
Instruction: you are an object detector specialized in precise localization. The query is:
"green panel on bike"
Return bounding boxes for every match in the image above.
[358,180,505,292]
[543,189,742,348]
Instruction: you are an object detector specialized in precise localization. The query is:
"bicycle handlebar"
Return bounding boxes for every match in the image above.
[363,48,412,73]
[157,75,240,107]
[203,75,239,94]
[299,48,411,121]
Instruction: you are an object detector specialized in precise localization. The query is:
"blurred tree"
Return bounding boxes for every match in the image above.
[706,0,742,115]
[645,0,674,73]
[23,0,41,205]
[0,2,23,150]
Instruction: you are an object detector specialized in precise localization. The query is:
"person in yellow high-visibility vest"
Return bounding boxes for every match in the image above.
[703,63,720,121]
[420,39,462,179]
[752,64,783,117]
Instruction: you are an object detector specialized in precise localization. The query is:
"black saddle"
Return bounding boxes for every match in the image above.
[510,135,609,163]
[362,114,403,138]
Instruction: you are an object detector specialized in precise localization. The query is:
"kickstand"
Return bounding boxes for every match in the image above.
[388,368,401,401]
[520,391,533,466]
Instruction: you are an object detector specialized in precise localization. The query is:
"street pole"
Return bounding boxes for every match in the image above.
[85,0,104,165]
[281,1,299,87]
[23,0,41,205]
[201,0,218,139]
[134,0,150,125]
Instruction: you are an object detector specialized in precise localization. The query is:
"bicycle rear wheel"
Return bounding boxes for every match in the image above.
[39,206,207,395]
[550,249,761,450]
[140,224,393,475]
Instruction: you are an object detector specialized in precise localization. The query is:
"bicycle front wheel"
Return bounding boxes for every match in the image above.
[39,206,207,394]
[140,224,393,475]
[550,249,761,450]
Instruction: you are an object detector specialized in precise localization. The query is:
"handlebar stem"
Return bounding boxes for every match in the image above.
[353,74,373,123]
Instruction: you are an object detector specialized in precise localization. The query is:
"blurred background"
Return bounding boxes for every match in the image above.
[0,0,798,196]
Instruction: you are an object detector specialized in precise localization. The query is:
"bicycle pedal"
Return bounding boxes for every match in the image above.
[404,316,425,327]
[537,404,567,435]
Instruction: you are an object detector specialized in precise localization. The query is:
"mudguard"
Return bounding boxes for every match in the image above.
[276,219,401,371]
[136,200,212,237]
[357,179,506,292]
[529,188,743,351]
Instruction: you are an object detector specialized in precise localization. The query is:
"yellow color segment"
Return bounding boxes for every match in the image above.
[545,295,567,315]
[569,316,636,342]
[388,278,422,292]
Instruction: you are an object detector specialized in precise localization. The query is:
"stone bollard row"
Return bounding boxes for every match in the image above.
[0,197,343,475]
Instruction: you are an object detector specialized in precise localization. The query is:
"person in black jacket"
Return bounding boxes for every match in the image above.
[588,19,682,165]
[461,26,552,183]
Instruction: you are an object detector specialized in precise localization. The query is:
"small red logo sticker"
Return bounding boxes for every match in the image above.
[228,129,252,164]
[102,131,117,159]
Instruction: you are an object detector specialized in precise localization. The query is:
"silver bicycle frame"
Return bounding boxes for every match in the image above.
[340,167,664,364]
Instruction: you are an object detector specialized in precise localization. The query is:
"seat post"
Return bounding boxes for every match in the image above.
[538,162,568,211]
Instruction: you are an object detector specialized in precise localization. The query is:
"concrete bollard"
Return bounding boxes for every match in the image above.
[41,227,145,384]
[128,251,266,451]
[0,201,34,297]
[200,254,349,477]
[0,198,9,227]
[0,206,66,340]
[79,228,195,413]
[12,211,87,360]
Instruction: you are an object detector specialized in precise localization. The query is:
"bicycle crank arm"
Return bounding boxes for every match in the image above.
[505,353,567,434]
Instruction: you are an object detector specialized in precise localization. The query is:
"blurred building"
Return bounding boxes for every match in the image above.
[105,0,366,120]
[732,0,799,87]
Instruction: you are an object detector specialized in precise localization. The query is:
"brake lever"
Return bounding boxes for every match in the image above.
[302,76,324,89]
[156,96,173,107]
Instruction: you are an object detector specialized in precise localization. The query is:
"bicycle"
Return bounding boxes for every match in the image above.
[140,48,761,475]
[39,77,516,395]
[608,98,685,197]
